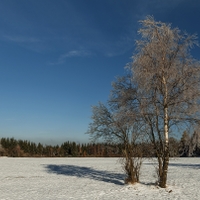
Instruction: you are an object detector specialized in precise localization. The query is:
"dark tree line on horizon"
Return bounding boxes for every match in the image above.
[1,130,200,157]
[0,137,123,157]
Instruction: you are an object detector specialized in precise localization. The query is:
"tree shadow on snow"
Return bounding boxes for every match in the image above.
[44,164,124,185]
[168,163,200,169]
[144,162,200,169]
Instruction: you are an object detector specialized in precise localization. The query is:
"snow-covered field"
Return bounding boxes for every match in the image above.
[0,157,200,199]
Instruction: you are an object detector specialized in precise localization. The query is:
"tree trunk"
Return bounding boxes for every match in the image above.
[157,72,170,188]
[159,147,169,188]
[159,105,169,188]
[123,142,141,184]
[157,155,162,179]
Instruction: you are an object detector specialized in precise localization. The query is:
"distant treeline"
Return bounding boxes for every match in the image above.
[0,137,124,157]
[0,130,200,157]
[0,137,155,157]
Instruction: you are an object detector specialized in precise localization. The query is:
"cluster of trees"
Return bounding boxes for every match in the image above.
[1,130,199,158]
[87,16,200,188]
[179,130,200,157]
[0,137,124,157]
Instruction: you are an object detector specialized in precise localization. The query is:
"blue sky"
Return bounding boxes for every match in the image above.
[0,0,200,145]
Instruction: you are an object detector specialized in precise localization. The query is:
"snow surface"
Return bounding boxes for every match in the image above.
[0,157,200,199]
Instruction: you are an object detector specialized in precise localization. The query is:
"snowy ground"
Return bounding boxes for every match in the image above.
[0,157,200,199]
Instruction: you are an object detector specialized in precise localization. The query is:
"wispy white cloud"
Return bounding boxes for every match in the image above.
[61,50,90,58]
[49,50,91,65]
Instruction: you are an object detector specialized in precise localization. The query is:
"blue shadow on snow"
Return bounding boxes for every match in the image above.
[144,161,200,169]
[44,164,124,185]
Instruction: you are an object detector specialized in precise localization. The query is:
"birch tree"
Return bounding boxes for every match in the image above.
[87,16,200,188]
[131,16,200,187]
